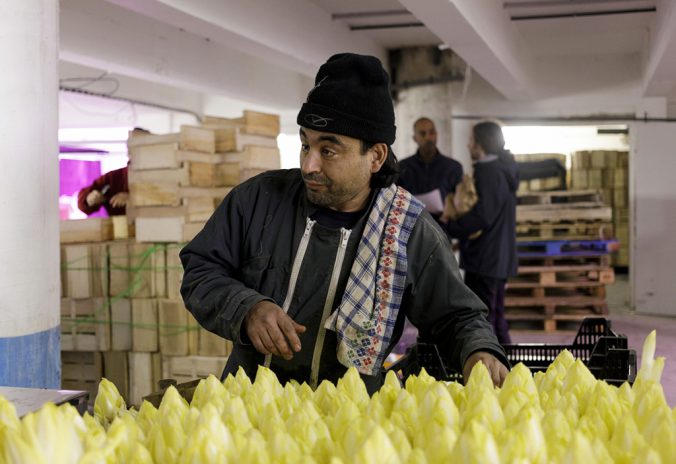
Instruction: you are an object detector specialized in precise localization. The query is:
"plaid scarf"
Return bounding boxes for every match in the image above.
[324,184,424,375]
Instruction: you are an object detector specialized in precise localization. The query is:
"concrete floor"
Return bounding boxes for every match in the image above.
[512,274,676,407]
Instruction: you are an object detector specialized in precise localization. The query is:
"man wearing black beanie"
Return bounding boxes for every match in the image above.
[180,53,509,392]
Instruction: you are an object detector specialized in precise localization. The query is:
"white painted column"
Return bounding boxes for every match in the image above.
[394,84,455,161]
[630,121,676,316]
[0,0,60,387]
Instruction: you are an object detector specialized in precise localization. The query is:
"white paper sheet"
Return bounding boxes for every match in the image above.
[415,189,444,214]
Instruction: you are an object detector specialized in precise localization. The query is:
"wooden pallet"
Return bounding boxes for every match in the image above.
[518,189,603,206]
[511,264,615,285]
[517,239,619,257]
[516,220,612,241]
[506,284,606,299]
[505,294,607,333]
[518,254,612,268]
[517,206,612,223]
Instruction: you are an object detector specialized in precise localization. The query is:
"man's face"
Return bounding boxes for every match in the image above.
[468,133,482,161]
[299,127,375,212]
[413,119,438,160]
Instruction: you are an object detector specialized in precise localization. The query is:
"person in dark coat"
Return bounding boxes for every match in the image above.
[397,117,463,222]
[180,54,509,392]
[443,121,519,344]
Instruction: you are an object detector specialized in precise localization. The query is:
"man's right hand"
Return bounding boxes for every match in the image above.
[86,190,104,207]
[245,301,306,360]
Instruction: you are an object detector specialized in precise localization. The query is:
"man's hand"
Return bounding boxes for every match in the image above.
[463,351,508,387]
[110,192,129,208]
[245,301,306,360]
[86,190,104,207]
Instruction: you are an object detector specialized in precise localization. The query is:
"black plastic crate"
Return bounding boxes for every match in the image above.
[386,317,636,386]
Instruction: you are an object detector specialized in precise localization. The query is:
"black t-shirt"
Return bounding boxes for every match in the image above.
[310,205,365,229]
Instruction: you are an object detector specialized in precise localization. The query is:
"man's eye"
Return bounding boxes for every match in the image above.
[301,144,309,152]
[322,149,336,157]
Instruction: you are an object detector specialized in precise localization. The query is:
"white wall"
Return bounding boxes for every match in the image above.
[630,122,676,316]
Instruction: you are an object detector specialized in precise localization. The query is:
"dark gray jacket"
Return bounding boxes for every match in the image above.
[180,169,507,392]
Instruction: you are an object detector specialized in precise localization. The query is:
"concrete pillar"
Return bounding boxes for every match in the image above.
[394,83,455,161]
[0,0,60,387]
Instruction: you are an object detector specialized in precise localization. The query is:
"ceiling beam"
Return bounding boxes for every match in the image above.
[642,0,676,96]
[105,0,386,78]
[400,0,536,100]
[61,0,313,110]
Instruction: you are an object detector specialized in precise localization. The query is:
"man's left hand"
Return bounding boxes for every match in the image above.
[462,351,508,387]
[110,192,129,208]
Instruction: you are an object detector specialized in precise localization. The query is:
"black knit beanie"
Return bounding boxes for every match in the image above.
[297,53,396,145]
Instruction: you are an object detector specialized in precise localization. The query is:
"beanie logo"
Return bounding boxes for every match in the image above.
[307,75,328,101]
[304,113,333,128]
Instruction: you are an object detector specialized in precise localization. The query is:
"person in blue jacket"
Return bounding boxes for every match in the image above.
[443,121,518,344]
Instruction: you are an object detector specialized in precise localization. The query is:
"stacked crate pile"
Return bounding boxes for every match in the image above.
[570,150,629,266]
[59,110,281,407]
[506,191,616,332]
[514,153,567,193]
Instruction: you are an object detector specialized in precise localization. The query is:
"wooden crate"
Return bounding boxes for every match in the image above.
[186,163,269,188]
[177,145,280,169]
[110,298,132,351]
[128,352,162,407]
[108,241,131,297]
[129,243,166,298]
[570,170,588,189]
[185,197,220,223]
[127,166,188,186]
[131,298,159,352]
[61,298,111,351]
[60,218,113,244]
[61,351,103,406]
[162,355,228,385]
[179,186,233,201]
[158,299,190,356]
[166,244,184,300]
[129,182,181,207]
[183,222,206,241]
[179,126,277,154]
[203,110,280,137]
[587,169,603,188]
[61,243,108,299]
[128,143,180,170]
[102,351,130,404]
[198,327,233,357]
[127,132,180,147]
[135,217,186,243]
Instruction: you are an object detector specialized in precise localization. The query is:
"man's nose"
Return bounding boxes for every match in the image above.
[302,149,322,173]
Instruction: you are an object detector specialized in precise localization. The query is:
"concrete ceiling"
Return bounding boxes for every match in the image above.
[59,0,676,116]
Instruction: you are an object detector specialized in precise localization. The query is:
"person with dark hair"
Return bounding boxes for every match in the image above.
[180,53,509,392]
[397,117,464,221]
[442,121,519,344]
[76,127,150,216]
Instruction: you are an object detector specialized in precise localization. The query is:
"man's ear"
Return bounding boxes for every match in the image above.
[369,143,388,173]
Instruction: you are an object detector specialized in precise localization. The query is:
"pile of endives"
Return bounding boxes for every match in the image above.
[1,331,674,463]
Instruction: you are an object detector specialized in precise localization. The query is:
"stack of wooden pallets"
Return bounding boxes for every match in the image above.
[516,190,612,242]
[59,110,281,406]
[506,189,617,332]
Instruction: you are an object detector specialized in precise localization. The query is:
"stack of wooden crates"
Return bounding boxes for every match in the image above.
[60,110,281,407]
[515,153,567,193]
[570,150,629,266]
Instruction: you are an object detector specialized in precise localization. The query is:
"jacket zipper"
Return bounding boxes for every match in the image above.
[264,217,316,368]
[310,227,351,389]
